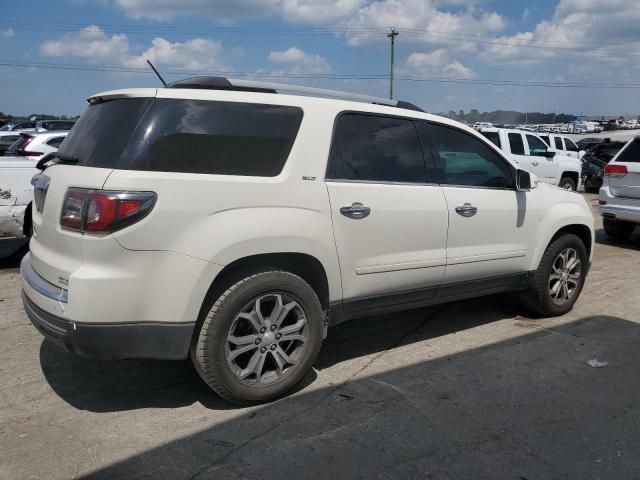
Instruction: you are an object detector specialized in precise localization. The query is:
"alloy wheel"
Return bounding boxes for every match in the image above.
[548,247,582,305]
[225,293,308,386]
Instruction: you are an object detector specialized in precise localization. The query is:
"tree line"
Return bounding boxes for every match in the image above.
[437,109,576,125]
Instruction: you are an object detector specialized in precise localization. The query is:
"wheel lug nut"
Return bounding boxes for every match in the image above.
[276,333,281,339]
[260,347,267,353]
[255,338,261,345]
[260,327,266,333]
[270,325,277,331]
[270,344,277,350]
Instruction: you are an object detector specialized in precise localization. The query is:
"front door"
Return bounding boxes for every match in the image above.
[423,122,537,285]
[325,113,449,309]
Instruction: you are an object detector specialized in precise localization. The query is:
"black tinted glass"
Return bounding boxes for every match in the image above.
[327,113,426,183]
[61,98,303,176]
[429,123,514,188]
[481,131,500,147]
[565,138,578,152]
[47,137,65,148]
[539,135,550,146]
[526,135,548,155]
[554,137,563,150]
[616,139,640,163]
[59,98,152,169]
[508,133,525,155]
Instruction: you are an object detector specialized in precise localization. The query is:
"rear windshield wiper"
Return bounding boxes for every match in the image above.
[36,152,80,171]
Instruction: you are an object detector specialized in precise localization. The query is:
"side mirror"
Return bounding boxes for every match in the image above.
[543,148,557,158]
[516,169,532,191]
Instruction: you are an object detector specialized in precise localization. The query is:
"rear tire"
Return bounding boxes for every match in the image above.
[603,218,635,241]
[521,234,588,317]
[559,176,577,191]
[191,270,324,405]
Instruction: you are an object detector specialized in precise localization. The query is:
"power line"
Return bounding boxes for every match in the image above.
[1,20,639,58]
[2,59,640,89]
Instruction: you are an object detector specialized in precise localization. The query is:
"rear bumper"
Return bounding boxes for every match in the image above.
[599,186,640,224]
[23,291,195,360]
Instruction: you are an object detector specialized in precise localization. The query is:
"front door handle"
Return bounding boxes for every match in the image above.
[455,203,478,217]
[531,160,539,166]
[340,203,371,219]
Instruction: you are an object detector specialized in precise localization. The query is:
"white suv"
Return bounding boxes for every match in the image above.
[21,78,594,404]
[599,136,640,240]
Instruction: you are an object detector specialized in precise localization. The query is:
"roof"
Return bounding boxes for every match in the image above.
[89,76,425,113]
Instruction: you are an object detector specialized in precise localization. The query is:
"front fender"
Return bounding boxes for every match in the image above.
[529,201,595,270]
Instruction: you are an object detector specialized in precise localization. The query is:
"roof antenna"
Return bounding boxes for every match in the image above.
[147,59,167,87]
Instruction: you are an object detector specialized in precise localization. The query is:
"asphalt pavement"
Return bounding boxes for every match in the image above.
[1,193,640,480]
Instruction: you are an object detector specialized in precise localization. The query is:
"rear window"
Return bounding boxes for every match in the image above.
[508,133,525,155]
[59,98,303,176]
[481,131,500,148]
[616,139,640,163]
[6,135,32,153]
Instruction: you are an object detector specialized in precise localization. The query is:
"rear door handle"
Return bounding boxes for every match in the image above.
[455,203,478,217]
[340,203,371,219]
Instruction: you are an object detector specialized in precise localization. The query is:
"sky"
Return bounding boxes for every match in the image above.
[1,0,639,117]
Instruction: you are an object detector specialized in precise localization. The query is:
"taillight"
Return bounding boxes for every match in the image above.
[60,188,156,234]
[604,164,628,177]
[15,136,43,156]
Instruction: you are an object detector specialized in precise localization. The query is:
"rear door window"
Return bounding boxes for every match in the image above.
[480,131,501,148]
[539,135,550,146]
[554,137,563,150]
[59,98,303,177]
[326,113,427,183]
[508,133,525,155]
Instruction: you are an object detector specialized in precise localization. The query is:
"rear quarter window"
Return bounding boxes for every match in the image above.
[60,98,303,177]
[616,139,640,163]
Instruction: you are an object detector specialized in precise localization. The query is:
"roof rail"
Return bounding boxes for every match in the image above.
[167,76,424,112]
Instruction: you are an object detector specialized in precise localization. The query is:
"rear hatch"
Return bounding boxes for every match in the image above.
[29,91,156,288]
[608,138,640,199]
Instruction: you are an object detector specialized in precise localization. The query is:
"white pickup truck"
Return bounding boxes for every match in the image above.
[480,128,582,190]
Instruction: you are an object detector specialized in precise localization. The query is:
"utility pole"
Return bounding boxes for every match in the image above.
[387,28,399,100]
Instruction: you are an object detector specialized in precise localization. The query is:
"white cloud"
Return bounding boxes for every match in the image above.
[406,49,476,79]
[40,25,129,60]
[0,28,15,39]
[115,0,280,21]
[281,0,365,23]
[40,26,231,72]
[268,47,331,74]
[480,0,640,65]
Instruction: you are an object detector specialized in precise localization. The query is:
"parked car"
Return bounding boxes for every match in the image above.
[21,77,594,404]
[581,140,627,193]
[599,136,640,240]
[0,132,68,259]
[538,134,584,160]
[472,122,493,130]
[0,131,24,155]
[0,121,36,132]
[5,131,68,162]
[576,137,603,151]
[481,128,582,190]
[35,120,76,132]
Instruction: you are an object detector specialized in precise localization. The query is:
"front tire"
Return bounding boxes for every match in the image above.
[559,176,577,191]
[521,234,588,317]
[603,218,635,241]
[191,270,324,405]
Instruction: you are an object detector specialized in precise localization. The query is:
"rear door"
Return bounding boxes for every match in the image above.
[325,113,448,307]
[608,138,640,199]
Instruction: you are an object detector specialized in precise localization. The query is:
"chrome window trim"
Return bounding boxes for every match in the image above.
[20,254,68,304]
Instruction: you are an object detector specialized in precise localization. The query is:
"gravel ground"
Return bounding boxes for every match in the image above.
[2,192,640,480]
